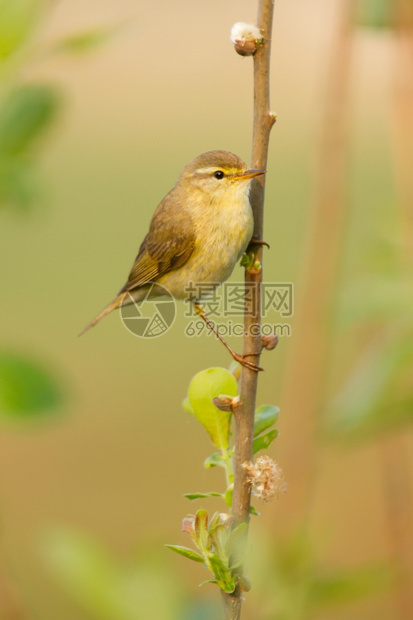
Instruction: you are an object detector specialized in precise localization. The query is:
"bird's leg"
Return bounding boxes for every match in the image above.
[193,303,264,372]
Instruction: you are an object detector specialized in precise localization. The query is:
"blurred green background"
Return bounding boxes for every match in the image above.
[1,0,412,619]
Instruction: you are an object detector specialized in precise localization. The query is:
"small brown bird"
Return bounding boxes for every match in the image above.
[81,150,265,370]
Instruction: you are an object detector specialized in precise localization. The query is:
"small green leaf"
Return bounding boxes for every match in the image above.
[187,368,237,449]
[0,351,63,422]
[209,525,230,565]
[184,492,223,501]
[228,523,248,569]
[199,579,219,588]
[249,505,260,516]
[0,84,61,157]
[165,545,205,564]
[228,360,241,381]
[218,576,237,594]
[204,452,225,469]
[253,429,279,454]
[254,404,280,437]
[207,512,230,533]
[224,485,233,507]
[240,252,254,270]
[209,553,230,583]
[194,510,210,552]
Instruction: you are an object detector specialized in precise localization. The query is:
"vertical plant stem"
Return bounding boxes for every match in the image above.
[279,0,354,522]
[0,558,30,620]
[392,0,413,263]
[222,1,276,618]
[379,435,413,620]
[382,3,413,617]
[222,446,234,486]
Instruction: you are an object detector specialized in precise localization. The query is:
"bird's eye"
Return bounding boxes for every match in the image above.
[213,170,224,180]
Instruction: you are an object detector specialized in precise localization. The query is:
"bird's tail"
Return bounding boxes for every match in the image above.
[78,295,123,337]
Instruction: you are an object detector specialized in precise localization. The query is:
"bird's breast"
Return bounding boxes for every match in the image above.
[156,189,254,299]
[190,192,254,281]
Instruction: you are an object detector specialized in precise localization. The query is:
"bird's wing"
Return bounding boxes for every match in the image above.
[119,197,196,293]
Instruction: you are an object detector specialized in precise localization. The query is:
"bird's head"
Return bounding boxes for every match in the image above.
[177,150,266,202]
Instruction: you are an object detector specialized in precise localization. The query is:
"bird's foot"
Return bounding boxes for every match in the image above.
[247,236,270,251]
[231,352,264,372]
[193,303,263,371]
[241,238,269,274]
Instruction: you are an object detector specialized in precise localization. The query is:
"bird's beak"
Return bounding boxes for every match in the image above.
[233,169,266,181]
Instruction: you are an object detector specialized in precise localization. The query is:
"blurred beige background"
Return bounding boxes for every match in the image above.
[0,0,411,619]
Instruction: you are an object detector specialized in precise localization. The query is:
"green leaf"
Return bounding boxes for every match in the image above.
[240,252,254,270]
[249,505,260,516]
[209,524,230,565]
[194,509,210,552]
[228,359,241,381]
[165,545,205,564]
[0,84,61,157]
[220,578,237,594]
[323,333,413,441]
[228,523,247,569]
[254,404,280,437]
[39,529,187,620]
[253,429,279,454]
[204,452,225,469]
[355,0,393,30]
[199,579,219,588]
[43,529,185,620]
[187,368,237,449]
[184,492,223,501]
[209,553,231,583]
[0,351,63,422]
[42,529,128,620]
[224,485,233,507]
[0,0,41,62]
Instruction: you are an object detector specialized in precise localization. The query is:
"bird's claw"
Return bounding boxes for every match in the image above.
[247,237,270,251]
[232,353,264,372]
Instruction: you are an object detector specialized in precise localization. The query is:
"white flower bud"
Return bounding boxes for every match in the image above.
[230,22,263,56]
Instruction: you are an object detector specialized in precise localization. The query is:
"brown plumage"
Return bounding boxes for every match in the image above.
[80,150,264,338]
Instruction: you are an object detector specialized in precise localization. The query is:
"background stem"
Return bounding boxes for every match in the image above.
[279,0,354,523]
[382,3,413,616]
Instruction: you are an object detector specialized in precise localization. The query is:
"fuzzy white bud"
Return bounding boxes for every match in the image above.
[230,22,263,56]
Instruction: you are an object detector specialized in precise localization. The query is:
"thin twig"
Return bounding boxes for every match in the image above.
[222,1,276,618]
